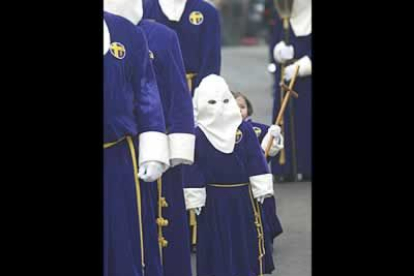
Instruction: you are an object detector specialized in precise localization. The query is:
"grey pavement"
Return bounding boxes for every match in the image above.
[222,44,275,125]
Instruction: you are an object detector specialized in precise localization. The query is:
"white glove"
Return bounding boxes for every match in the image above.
[269,125,281,141]
[273,41,295,64]
[261,125,284,157]
[257,196,265,204]
[138,161,164,182]
[284,55,312,81]
[194,207,202,216]
[284,64,295,81]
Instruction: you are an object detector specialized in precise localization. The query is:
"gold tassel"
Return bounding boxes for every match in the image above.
[156,178,169,264]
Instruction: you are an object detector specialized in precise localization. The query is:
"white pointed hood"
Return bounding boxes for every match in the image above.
[193,75,242,153]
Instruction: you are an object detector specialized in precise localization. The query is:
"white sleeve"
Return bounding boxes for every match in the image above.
[139,131,170,171]
[250,174,274,199]
[183,188,206,210]
[168,133,196,164]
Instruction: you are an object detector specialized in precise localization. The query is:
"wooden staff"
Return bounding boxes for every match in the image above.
[265,64,300,158]
[278,65,286,165]
[278,16,291,165]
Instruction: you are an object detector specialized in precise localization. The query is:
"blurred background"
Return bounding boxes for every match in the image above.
[208,0,276,46]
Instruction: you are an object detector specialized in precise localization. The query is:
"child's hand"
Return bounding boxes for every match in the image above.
[269,125,281,140]
[261,125,284,157]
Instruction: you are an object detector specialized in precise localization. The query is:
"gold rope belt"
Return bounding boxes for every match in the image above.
[191,181,265,276]
[248,187,266,276]
[103,136,145,272]
[209,182,266,274]
[190,183,250,245]
[207,183,249,188]
[103,136,126,149]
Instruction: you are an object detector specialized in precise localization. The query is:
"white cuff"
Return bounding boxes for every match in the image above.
[295,55,312,77]
[184,188,206,210]
[139,131,170,171]
[168,133,195,165]
[250,174,274,199]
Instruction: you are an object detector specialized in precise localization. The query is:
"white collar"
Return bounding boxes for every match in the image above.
[159,0,187,22]
[104,0,143,25]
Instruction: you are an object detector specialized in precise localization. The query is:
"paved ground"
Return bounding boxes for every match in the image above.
[222,44,275,125]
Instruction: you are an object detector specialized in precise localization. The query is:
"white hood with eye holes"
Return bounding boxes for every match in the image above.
[193,75,242,153]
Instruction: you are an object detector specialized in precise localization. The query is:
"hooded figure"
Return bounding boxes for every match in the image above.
[104,10,170,276]
[143,0,221,95]
[104,1,196,276]
[183,74,276,276]
[270,0,312,182]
